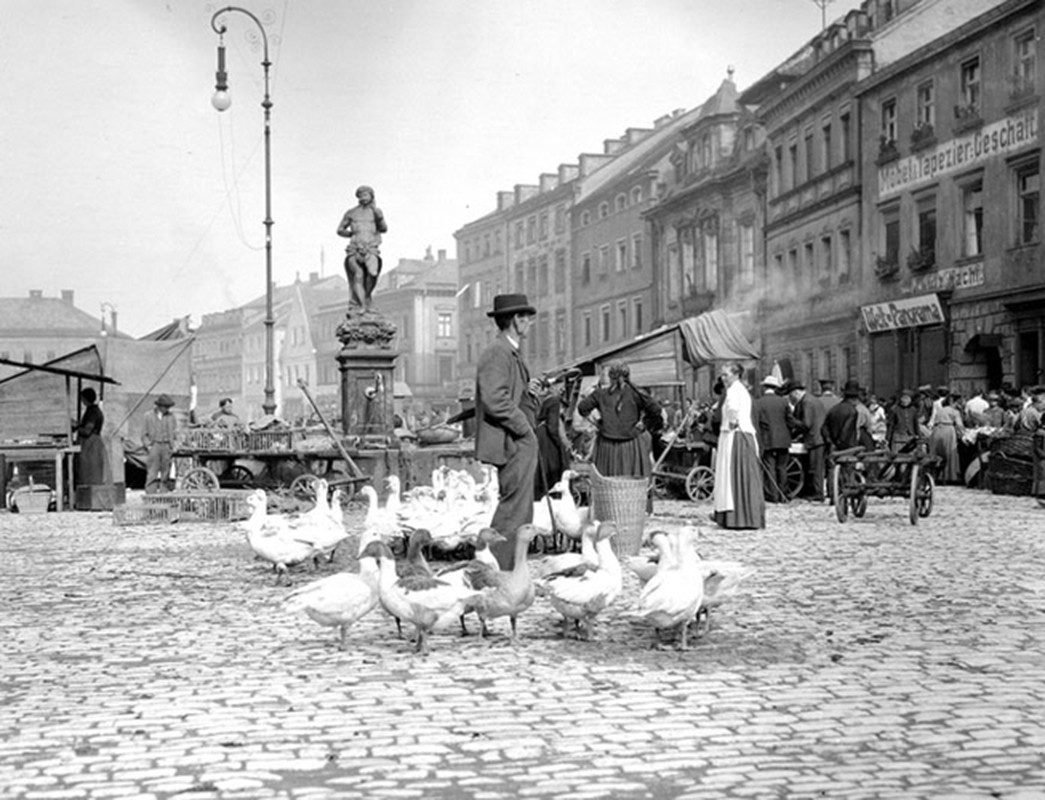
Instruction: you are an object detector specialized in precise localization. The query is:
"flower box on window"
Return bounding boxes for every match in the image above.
[1009,74,1037,102]
[906,247,935,273]
[910,123,936,152]
[876,136,900,165]
[875,255,899,280]
[953,103,983,131]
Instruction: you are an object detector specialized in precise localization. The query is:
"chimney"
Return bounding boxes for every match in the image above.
[309,271,319,283]
[539,173,559,192]
[558,163,580,183]
[603,138,625,155]
[61,289,75,304]
[496,191,516,211]
[29,289,43,300]
[437,249,447,262]
[110,309,118,335]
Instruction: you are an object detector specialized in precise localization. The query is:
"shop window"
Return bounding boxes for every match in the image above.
[1015,160,1040,245]
[961,178,984,257]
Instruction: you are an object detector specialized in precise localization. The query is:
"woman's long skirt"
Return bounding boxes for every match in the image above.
[713,432,765,530]
[928,425,960,483]
[592,434,651,478]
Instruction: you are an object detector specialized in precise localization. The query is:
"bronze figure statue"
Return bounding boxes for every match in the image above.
[337,185,387,313]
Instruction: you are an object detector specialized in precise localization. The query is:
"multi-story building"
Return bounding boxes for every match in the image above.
[856,0,1041,395]
[572,109,700,365]
[455,204,509,397]
[0,290,104,380]
[374,248,460,412]
[193,308,245,416]
[645,78,764,394]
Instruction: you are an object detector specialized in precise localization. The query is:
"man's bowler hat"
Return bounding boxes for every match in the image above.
[487,293,537,318]
[154,394,175,408]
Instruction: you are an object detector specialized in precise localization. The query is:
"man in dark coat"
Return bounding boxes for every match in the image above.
[754,375,792,502]
[788,382,826,502]
[475,294,540,569]
[822,380,862,455]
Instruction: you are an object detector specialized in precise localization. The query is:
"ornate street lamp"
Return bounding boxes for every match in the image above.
[209,6,276,415]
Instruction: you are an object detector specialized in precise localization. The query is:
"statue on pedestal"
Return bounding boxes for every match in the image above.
[337,185,387,314]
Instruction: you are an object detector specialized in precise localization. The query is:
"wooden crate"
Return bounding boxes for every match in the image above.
[245,429,303,453]
[178,428,247,453]
[142,490,253,521]
[113,504,180,526]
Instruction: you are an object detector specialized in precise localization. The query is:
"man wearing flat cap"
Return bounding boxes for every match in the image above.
[143,394,178,494]
[475,294,541,569]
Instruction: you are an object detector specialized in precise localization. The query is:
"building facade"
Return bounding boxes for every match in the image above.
[858,0,1043,396]
[0,290,104,380]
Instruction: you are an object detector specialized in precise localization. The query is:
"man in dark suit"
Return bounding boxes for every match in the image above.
[788,382,826,502]
[475,294,540,569]
[754,375,792,502]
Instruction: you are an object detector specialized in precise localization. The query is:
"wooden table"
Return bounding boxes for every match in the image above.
[0,444,79,511]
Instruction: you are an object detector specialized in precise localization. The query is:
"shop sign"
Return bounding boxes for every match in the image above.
[878,109,1038,199]
[906,261,985,295]
[861,293,944,333]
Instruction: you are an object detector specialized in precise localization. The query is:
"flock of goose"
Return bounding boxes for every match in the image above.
[239,467,754,654]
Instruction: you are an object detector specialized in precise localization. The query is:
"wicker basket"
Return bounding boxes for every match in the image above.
[12,487,52,514]
[987,452,1034,496]
[589,464,648,557]
[990,431,1035,460]
[179,427,247,453]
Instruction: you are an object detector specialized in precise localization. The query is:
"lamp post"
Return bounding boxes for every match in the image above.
[210,6,276,416]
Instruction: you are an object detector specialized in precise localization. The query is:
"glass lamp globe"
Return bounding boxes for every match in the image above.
[211,90,231,112]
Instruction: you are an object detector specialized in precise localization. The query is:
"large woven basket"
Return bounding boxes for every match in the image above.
[589,464,647,557]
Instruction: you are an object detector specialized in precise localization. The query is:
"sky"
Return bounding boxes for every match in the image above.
[1,0,865,337]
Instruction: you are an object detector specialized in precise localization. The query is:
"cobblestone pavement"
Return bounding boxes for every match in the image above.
[2,487,1045,800]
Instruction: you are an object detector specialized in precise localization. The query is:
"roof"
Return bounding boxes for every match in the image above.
[0,297,100,334]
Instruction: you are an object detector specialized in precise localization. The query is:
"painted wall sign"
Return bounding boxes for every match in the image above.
[906,261,985,295]
[861,293,944,333]
[878,109,1038,199]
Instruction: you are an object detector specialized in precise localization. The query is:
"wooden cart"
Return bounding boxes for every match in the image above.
[830,446,940,526]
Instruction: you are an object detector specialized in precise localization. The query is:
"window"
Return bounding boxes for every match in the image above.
[631,186,643,205]
[788,141,799,189]
[703,230,718,292]
[882,206,901,267]
[514,263,524,293]
[598,245,610,277]
[701,133,713,168]
[916,80,935,128]
[631,233,643,269]
[615,300,627,338]
[820,235,832,282]
[538,212,549,240]
[580,210,590,227]
[804,129,815,179]
[437,313,452,338]
[554,204,566,234]
[526,258,538,295]
[615,239,627,272]
[633,297,644,333]
[773,252,784,277]
[1014,29,1037,95]
[581,252,591,285]
[615,193,627,212]
[554,249,566,292]
[916,196,937,262]
[527,216,536,244]
[821,119,832,171]
[960,57,981,112]
[1015,161,1040,245]
[473,280,483,309]
[583,312,592,348]
[962,178,984,256]
[599,202,609,219]
[839,229,851,281]
[881,98,897,143]
[788,249,799,285]
[774,145,784,195]
[840,111,851,162]
[483,235,491,256]
[739,223,755,285]
[494,230,502,253]
[537,255,549,296]
[803,241,815,288]
[600,304,611,342]
[514,222,524,248]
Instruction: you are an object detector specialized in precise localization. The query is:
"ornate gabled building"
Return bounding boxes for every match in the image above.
[645,76,766,394]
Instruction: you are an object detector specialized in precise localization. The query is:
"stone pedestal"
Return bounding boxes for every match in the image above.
[336,312,399,447]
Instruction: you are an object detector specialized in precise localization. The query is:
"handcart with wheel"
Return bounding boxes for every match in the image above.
[830,445,940,526]
[650,433,715,502]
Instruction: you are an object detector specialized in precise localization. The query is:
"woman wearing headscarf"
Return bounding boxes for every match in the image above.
[712,363,765,530]
[576,360,661,478]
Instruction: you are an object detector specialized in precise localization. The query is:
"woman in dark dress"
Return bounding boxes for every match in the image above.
[534,383,570,499]
[577,361,660,478]
[74,387,111,487]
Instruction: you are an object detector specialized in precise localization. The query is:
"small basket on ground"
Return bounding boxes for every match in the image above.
[589,463,647,557]
[113,504,181,526]
[11,486,52,514]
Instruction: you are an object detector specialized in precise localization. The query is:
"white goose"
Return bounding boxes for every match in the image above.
[541,521,623,641]
[635,528,705,650]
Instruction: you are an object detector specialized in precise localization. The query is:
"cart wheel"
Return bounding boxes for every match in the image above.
[908,464,921,525]
[685,466,715,502]
[651,473,673,499]
[832,465,848,523]
[290,474,322,504]
[914,469,934,519]
[183,467,220,492]
[785,455,804,500]
[222,464,255,487]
